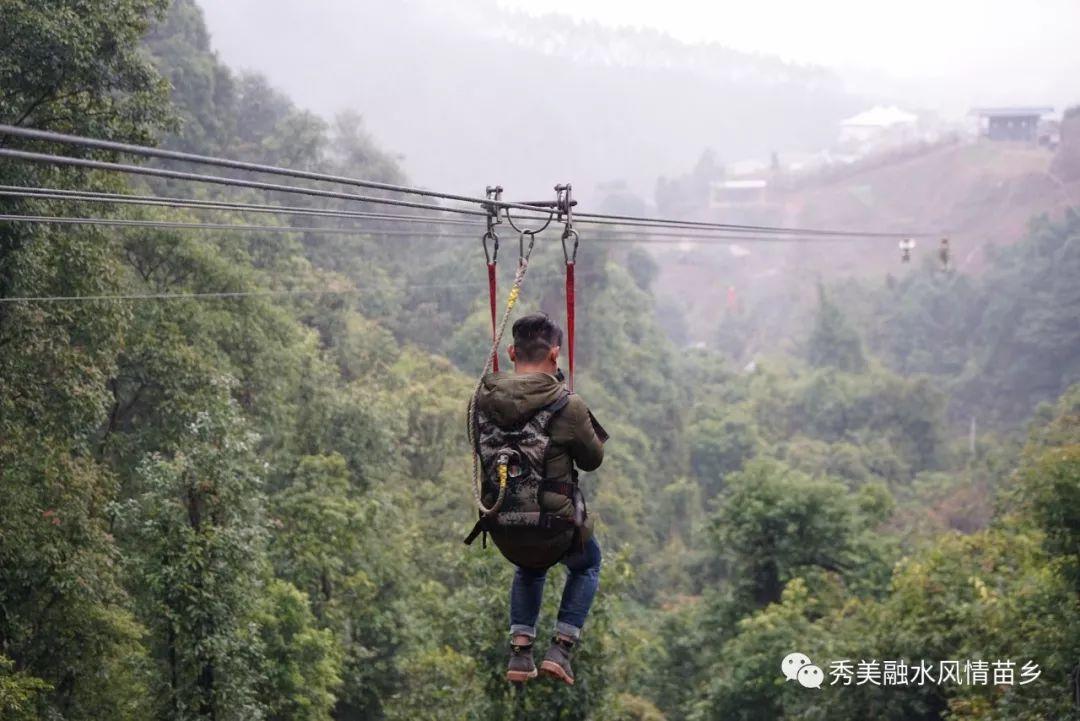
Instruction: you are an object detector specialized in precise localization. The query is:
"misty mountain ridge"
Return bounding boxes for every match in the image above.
[475,5,842,88]
[197,0,862,204]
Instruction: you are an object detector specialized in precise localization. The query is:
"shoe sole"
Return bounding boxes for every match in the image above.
[539,660,574,685]
[506,668,538,683]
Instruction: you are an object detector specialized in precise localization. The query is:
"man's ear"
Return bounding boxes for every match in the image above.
[548,345,560,365]
[508,345,517,363]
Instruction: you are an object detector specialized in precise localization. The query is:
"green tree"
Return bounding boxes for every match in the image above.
[269,452,408,719]
[1014,384,1080,591]
[806,283,868,372]
[0,0,170,142]
[711,459,887,610]
[254,580,342,721]
[1,2,174,718]
[124,390,268,720]
[687,408,761,497]
[0,656,50,721]
[690,579,823,721]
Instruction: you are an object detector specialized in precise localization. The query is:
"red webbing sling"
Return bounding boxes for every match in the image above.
[482,186,503,373]
[483,229,500,373]
[487,260,499,372]
[562,225,579,392]
[565,259,575,391]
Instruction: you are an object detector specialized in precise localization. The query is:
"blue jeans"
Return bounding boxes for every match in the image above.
[509,536,601,641]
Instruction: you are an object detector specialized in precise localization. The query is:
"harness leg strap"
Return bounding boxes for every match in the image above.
[464,517,488,545]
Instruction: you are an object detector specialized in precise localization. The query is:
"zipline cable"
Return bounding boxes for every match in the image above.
[0,124,567,215]
[0,187,895,240]
[572,212,931,238]
[0,185,484,228]
[0,181,917,240]
[0,125,939,239]
[0,148,491,217]
[0,213,481,238]
[0,212,891,245]
[0,270,602,304]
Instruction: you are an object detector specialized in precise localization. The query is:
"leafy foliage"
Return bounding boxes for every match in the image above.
[806,283,868,372]
[1,2,1078,720]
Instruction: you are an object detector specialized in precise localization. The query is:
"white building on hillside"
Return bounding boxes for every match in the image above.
[840,105,919,154]
[709,178,767,208]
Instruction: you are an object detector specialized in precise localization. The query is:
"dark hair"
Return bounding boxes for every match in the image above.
[511,312,563,363]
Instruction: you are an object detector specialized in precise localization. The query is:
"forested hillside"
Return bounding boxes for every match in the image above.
[0,2,1077,720]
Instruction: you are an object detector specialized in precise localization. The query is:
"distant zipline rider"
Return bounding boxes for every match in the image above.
[465,185,609,686]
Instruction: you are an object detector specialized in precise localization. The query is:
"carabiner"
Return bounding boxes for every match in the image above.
[561,227,579,265]
[519,230,536,265]
[483,230,499,265]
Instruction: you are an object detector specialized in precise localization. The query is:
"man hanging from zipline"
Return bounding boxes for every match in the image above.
[465,311,608,686]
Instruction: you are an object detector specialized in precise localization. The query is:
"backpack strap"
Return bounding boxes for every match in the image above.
[464,507,578,545]
[530,390,571,430]
[542,480,576,498]
[481,511,577,530]
[547,391,572,414]
[463,513,490,546]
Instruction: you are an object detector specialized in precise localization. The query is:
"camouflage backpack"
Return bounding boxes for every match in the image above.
[463,389,585,570]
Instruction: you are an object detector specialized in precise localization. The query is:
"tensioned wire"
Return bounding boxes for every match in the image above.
[0,124,939,238]
[0,124,562,215]
[0,213,483,238]
[0,185,483,228]
[0,186,916,242]
[0,212,896,245]
[0,270,603,304]
[0,147,492,217]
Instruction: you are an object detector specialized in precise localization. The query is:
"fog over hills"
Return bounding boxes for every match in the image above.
[196,0,863,204]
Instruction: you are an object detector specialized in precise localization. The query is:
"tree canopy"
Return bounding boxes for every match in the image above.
[1,2,1077,719]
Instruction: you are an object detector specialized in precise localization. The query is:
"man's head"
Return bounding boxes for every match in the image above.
[508,312,563,373]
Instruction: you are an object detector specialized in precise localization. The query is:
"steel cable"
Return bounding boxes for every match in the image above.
[0,212,894,245]
[0,125,940,238]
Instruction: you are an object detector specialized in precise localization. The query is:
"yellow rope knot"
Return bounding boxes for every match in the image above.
[498,463,508,489]
[506,286,520,308]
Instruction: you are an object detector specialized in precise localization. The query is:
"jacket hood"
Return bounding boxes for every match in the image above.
[475,372,565,426]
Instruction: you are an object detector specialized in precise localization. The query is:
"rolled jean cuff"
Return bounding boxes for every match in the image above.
[510,624,537,639]
[555,621,582,640]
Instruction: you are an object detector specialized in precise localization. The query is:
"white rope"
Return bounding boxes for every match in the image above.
[466,232,537,516]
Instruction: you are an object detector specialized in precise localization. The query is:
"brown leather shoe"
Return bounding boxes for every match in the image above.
[506,635,537,683]
[539,635,575,685]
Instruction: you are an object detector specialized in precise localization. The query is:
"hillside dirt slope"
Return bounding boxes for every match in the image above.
[652,139,1080,345]
[786,140,1076,271]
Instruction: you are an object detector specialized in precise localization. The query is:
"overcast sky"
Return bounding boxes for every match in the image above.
[200,0,1080,114]
[196,0,1079,197]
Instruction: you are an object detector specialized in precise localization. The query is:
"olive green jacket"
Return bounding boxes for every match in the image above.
[475,371,605,542]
